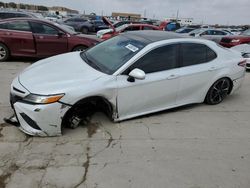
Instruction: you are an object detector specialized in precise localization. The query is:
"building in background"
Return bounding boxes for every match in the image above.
[112,12,141,21]
[49,6,79,17]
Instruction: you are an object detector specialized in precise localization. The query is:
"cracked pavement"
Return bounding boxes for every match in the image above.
[1,62,250,188]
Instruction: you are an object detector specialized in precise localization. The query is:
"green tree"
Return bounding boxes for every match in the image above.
[0,2,5,7]
[37,6,48,11]
[9,2,17,8]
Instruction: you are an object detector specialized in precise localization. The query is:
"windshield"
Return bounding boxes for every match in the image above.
[240,29,250,36]
[81,35,146,74]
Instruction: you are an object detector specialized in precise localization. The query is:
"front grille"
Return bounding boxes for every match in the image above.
[246,63,250,68]
[221,38,232,43]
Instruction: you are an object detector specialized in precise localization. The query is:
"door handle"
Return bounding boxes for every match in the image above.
[208,67,217,71]
[167,74,179,80]
[38,36,44,39]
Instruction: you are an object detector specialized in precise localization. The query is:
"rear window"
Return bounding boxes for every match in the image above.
[181,43,217,67]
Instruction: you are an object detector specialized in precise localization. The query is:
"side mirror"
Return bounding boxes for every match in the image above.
[127,68,146,82]
[189,33,195,37]
[57,31,65,38]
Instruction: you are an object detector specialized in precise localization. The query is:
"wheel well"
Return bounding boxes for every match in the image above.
[225,77,233,94]
[71,45,88,52]
[62,96,114,127]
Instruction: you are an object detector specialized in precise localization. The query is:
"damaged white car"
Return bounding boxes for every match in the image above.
[9,31,246,136]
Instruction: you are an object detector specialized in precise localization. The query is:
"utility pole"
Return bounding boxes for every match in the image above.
[176,9,179,21]
[144,9,147,18]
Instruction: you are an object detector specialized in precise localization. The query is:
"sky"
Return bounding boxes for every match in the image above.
[2,0,250,25]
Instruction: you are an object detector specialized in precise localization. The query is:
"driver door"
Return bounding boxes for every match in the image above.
[29,21,68,57]
[116,44,180,119]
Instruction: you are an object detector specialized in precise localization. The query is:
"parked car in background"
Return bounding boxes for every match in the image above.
[175,27,196,34]
[9,31,245,136]
[90,20,109,32]
[98,17,160,39]
[0,10,43,19]
[44,14,63,22]
[96,18,140,38]
[63,17,108,34]
[220,29,250,48]
[159,21,181,31]
[189,28,233,43]
[189,28,232,37]
[231,44,250,70]
[0,18,101,61]
[100,23,160,40]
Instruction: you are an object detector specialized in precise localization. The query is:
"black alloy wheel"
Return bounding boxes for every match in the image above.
[205,78,231,105]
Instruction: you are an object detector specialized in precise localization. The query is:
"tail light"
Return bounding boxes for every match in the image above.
[238,60,246,67]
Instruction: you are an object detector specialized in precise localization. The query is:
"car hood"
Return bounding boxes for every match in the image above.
[19,52,105,95]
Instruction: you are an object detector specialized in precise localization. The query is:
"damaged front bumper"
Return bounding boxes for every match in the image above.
[12,101,71,137]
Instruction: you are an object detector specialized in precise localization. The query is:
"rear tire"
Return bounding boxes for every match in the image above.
[205,78,231,105]
[0,43,10,62]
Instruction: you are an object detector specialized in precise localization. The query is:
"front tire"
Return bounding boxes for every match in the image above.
[0,43,10,62]
[205,78,231,105]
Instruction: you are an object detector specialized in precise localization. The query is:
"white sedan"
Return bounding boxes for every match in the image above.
[10,31,246,136]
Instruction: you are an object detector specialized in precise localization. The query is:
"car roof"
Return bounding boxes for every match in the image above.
[0,17,53,24]
[122,30,186,44]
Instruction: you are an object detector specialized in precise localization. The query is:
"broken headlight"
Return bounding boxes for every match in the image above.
[23,94,64,104]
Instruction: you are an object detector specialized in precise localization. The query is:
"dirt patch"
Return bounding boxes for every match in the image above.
[0,164,19,188]
[87,123,99,138]
[0,172,11,188]
[0,123,9,138]
[83,147,90,182]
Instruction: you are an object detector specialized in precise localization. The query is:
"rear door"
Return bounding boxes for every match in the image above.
[176,43,219,104]
[0,20,35,56]
[29,21,68,57]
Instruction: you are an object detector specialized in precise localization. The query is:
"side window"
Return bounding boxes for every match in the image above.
[127,44,178,74]
[7,21,31,31]
[215,31,226,35]
[30,22,59,35]
[0,22,9,29]
[206,47,217,62]
[181,43,216,67]
[15,13,29,18]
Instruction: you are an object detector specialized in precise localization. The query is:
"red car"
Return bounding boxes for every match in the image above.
[101,17,160,40]
[0,18,101,61]
[220,29,250,48]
